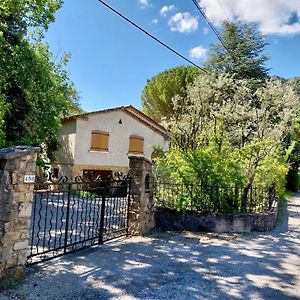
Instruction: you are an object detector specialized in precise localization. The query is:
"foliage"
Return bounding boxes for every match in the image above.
[155,179,271,214]
[205,21,269,79]
[0,0,80,158]
[156,73,299,211]
[267,77,300,191]
[36,156,51,170]
[74,190,95,199]
[287,77,300,96]
[0,93,8,147]
[0,0,62,34]
[0,41,79,150]
[283,78,300,191]
[141,65,202,122]
[156,143,245,188]
[284,120,300,191]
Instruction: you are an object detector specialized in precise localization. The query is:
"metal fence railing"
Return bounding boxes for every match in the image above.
[154,181,276,214]
[28,172,131,264]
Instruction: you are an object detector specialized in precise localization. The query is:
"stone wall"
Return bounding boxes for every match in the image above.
[155,198,279,233]
[128,156,155,236]
[0,146,39,285]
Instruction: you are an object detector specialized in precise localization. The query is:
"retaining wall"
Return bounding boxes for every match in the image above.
[155,198,279,233]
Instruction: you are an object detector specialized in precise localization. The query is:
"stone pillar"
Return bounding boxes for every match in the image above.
[128,156,155,236]
[0,146,39,285]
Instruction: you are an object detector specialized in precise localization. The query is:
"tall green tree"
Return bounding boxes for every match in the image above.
[141,66,202,122]
[0,0,80,157]
[162,73,299,199]
[0,0,62,34]
[205,21,269,79]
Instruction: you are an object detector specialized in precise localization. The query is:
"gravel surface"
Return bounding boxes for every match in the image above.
[29,192,128,256]
[1,194,300,300]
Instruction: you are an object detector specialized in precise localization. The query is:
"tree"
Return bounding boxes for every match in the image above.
[141,66,202,122]
[163,73,299,200]
[273,77,300,191]
[205,21,269,79]
[0,0,62,34]
[0,0,80,157]
[287,77,300,96]
[0,94,8,147]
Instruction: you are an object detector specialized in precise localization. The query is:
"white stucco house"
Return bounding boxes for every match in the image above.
[52,105,169,180]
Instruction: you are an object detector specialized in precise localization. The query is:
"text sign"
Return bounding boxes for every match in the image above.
[24,175,36,183]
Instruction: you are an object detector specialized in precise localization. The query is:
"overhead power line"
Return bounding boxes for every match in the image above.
[97,0,207,72]
[191,0,232,56]
[217,0,230,21]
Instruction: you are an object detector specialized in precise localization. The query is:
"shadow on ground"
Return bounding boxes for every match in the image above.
[2,195,300,300]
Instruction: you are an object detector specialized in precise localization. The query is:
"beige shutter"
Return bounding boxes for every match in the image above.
[91,131,109,151]
[129,136,144,154]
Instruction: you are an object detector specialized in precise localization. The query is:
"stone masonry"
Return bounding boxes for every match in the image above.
[156,198,279,233]
[128,156,155,236]
[0,146,39,285]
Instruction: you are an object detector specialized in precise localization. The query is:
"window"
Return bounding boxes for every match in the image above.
[91,131,109,151]
[129,135,144,154]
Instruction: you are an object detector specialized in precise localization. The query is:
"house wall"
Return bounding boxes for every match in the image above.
[73,110,168,168]
[53,119,77,179]
[54,110,168,179]
[56,119,77,164]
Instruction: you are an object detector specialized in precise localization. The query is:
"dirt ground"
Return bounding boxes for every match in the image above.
[1,195,300,300]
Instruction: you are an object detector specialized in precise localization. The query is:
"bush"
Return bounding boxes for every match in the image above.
[154,74,299,212]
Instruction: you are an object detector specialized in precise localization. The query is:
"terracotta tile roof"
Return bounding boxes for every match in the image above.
[62,105,170,138]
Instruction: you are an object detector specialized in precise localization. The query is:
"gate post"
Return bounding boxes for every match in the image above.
[0,146,39,286]
[128,156,155,236]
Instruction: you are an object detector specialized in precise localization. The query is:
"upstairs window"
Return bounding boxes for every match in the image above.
[91,131,109,151]
[129,135,144,154]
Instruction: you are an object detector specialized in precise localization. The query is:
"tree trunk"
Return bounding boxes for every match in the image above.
[241,183,251,212]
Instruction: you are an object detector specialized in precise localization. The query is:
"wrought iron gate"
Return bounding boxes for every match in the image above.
[27,172,131,264]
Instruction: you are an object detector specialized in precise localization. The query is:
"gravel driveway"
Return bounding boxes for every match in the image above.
[1,194,300,300]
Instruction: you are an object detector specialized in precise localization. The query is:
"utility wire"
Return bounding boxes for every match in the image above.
[217,0,230,21]
[97,0,207,72]
[192,0,232,56]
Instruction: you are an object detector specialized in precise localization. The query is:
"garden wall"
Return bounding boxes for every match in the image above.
[155,198,279,233]
[128,156,155,235]
[0,146,39,285]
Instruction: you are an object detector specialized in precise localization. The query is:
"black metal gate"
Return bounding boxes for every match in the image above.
[27,172,131,264]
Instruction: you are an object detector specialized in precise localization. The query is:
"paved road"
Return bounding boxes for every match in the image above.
[1,195,300,299]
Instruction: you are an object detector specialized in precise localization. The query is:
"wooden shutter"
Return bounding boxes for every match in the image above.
[129,136,144,154]
[91,131,109,151]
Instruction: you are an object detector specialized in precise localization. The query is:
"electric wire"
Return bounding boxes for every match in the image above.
[217,0,230,21]
[192,0,232,57]
[97,0,207,72]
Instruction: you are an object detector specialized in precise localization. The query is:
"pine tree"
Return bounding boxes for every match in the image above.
[205,21,269,79]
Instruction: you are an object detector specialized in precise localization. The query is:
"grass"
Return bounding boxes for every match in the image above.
[0,267,25,290]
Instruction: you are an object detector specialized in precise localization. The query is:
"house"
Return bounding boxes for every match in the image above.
[52,105,169,180]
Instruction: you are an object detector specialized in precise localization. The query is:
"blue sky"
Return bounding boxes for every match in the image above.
[44,0,300,112]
